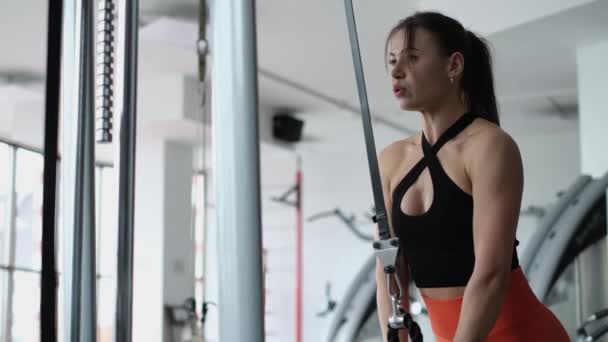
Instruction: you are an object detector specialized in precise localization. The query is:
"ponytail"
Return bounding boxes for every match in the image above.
[463,30,499,126]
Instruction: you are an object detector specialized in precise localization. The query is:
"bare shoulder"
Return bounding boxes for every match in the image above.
[467,119,519,153]
[463,118,522,176]
[378,135,419,178]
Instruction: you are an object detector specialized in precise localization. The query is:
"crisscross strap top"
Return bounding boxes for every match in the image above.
[392,112,519,288]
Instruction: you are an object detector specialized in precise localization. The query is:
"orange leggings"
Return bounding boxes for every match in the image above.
[420,267,570,342]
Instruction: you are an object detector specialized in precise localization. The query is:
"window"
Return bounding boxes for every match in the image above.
[0,270,7,341]
[97,277,115,341]
[14,149,44,272]
[97,166,118,341]
[0,141,116,342]
[97,167,117,277]
[12,272,39,342]
[0,144,11,266]
[0,144,11,342]
[192,173,206,315]
[9,149,43,342]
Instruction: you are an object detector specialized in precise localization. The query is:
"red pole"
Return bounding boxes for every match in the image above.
[296,155,303,342]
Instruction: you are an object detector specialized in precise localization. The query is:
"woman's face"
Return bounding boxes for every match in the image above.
[388,28,453,112]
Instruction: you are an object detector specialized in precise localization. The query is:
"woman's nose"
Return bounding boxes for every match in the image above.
[391,63,405,79]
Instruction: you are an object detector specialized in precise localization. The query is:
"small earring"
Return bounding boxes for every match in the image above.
[450,77,454,84]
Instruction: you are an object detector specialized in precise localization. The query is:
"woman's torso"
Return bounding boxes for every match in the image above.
[386,116,490,300]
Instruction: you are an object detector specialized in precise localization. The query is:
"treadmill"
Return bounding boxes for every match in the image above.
[322,173,608,342]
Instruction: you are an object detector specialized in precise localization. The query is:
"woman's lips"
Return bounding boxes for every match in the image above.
[394,87,405,97]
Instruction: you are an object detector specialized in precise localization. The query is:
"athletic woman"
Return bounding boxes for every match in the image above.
[375,11,570,342]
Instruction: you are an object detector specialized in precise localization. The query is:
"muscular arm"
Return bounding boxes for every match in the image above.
[453,131,524,342]
[376,143,410,342]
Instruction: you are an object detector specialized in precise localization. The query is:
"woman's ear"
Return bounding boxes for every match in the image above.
[446,51,465,79]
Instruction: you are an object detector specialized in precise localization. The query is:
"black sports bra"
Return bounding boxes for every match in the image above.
[391,112,519,288]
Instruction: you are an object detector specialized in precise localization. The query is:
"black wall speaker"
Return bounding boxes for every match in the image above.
[272,113,304,143]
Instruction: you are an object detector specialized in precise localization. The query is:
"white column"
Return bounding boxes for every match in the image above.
[162,142,195,341]
[576,40,608,324]
[130,70,202,341]
[132,138,164,342]
[211,0,265,341]
[132,139,194,342]
[577,41,608,177]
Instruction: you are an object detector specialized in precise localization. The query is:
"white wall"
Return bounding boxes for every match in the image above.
[132,139,196,342]
[162,142,195,307]
[576,39,608,341]
[133,138,165,342]
[510,130,581,250]
[577,40,608,178]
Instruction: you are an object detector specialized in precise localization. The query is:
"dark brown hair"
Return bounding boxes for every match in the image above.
[386,11,499,126]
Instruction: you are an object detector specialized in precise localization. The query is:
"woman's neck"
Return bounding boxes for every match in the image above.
[420,95,469,145]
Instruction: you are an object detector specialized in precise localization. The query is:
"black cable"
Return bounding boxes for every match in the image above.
[386,311,423,342]
[387,326,400,342]
[592,325,608,341]
[40,0,64,340]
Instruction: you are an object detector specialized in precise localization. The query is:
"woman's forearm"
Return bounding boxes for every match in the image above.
[377,290,410,342]
[376,260,410,342]
[376,258,392,340]
[453,271,510,342]
[377,286,391,340]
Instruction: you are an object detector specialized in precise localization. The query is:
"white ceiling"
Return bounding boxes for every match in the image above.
[0,0,607,156]
[418,0,597,36]
[0,1,47,79]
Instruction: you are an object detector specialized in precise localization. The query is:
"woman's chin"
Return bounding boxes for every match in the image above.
[398,100,417,111]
